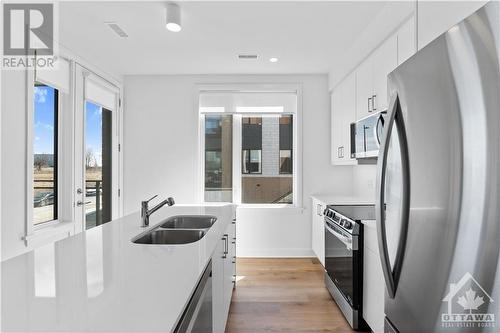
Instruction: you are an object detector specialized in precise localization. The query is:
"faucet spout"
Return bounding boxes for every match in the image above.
[141,196,175,227]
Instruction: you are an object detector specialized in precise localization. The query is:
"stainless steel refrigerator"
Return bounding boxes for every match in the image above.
[376,2,500,332]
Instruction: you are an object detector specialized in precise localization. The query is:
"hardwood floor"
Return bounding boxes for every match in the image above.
[225,258,356,333]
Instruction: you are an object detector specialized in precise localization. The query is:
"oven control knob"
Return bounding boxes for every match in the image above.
[343,220,352,229]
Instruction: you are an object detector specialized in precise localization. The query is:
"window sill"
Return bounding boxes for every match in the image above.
[24,220,75,247]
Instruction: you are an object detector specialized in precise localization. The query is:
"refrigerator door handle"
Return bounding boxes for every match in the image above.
[375,92,411,299]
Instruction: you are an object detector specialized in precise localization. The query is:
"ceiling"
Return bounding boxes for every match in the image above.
[59,1,387,76]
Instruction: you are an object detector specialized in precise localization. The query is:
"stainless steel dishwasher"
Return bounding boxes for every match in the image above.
[174,260,213,333]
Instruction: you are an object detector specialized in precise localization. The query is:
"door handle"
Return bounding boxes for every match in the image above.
[76,200,91,206]
[375,92,411,299]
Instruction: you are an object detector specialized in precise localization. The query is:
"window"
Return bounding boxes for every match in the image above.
[242,116,262,174]
[279,115,293,174]
[280,150,292,174]
[241,115,293,204]
[204,115,233,202]
[33,83,58,225]
[242,150,262,174]
[200,90,298,205]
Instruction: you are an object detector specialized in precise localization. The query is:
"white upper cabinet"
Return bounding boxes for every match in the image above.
[372,35,397,113]
[417,1,488,50]
[331,72,356,166]
[397,15,416,65]
[331,15,415,165]
[355,58,373,120]
[355,35,397,119]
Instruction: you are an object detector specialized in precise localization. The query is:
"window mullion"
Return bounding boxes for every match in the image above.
[232,115,242,204]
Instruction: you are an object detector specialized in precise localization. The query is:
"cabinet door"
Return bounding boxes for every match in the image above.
[331,90,342,164]
[312,198,325,266]
[397,16,416,65]
[355,58,373,120]
[342,72,356,163]
[331,75,356,166]
[212,237,226,332]
[222,223,236,323]
[372,35,397,112]
[363,225,385,333]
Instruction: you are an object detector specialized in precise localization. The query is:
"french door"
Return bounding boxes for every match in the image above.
[74,65,120,231]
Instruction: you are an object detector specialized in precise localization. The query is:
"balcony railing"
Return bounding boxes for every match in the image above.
[33,179,103,227]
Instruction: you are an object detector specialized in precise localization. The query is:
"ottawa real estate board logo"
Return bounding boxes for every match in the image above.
[2,2,58,70]
[442,272,495,329]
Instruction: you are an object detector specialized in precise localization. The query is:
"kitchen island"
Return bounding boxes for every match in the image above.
[1,203,235,332]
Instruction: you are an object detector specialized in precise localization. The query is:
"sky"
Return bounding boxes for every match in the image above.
[34,86,56,154]
[34,86,104,167]
[85,101,103,166]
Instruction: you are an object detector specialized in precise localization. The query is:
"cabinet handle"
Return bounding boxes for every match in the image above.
[339,146,344,158]
[222,235,228,258]
[368,97,372,112]
[372,95,377,111]
[224,234,229,255]
[232,218,236,224]
[337,146,341,158]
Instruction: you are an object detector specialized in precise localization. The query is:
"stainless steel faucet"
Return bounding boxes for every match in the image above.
[141,195,175,227]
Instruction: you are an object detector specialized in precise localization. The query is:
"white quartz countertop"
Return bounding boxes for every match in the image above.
[310,194,375,205]
[1,204,234,332]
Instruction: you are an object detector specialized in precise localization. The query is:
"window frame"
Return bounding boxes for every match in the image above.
[23,55,124,248]
[197,83,303,208]
[32,82,60,225]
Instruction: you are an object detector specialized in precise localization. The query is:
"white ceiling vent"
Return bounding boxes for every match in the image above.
[105,22,128,38]
[238,54,258,60]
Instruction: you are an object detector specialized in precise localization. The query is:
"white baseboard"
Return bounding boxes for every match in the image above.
[237,247,315,258]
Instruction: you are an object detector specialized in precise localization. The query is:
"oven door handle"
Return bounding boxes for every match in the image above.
[325,222,354,250]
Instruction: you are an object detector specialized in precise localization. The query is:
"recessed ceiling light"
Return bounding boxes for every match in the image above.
[269,57,279,63]
[166,3,182,32]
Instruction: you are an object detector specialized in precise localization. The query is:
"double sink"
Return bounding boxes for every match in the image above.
[132,215,217,245]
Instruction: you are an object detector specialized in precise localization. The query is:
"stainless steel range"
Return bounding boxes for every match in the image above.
[324,205,374,330]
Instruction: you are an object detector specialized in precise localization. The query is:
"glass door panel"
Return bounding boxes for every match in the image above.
[84,101,112,230]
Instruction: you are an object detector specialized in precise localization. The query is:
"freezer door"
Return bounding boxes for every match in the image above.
[376,2,500,332]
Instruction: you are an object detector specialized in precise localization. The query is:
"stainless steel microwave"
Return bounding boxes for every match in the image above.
[350,111,386,159]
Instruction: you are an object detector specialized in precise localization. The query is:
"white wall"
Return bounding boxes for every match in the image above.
[123,74,353,257]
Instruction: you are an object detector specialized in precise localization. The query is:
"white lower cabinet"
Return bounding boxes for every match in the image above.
[362,222,385,333]
[311,197,325,266]
[213,220,236,332]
